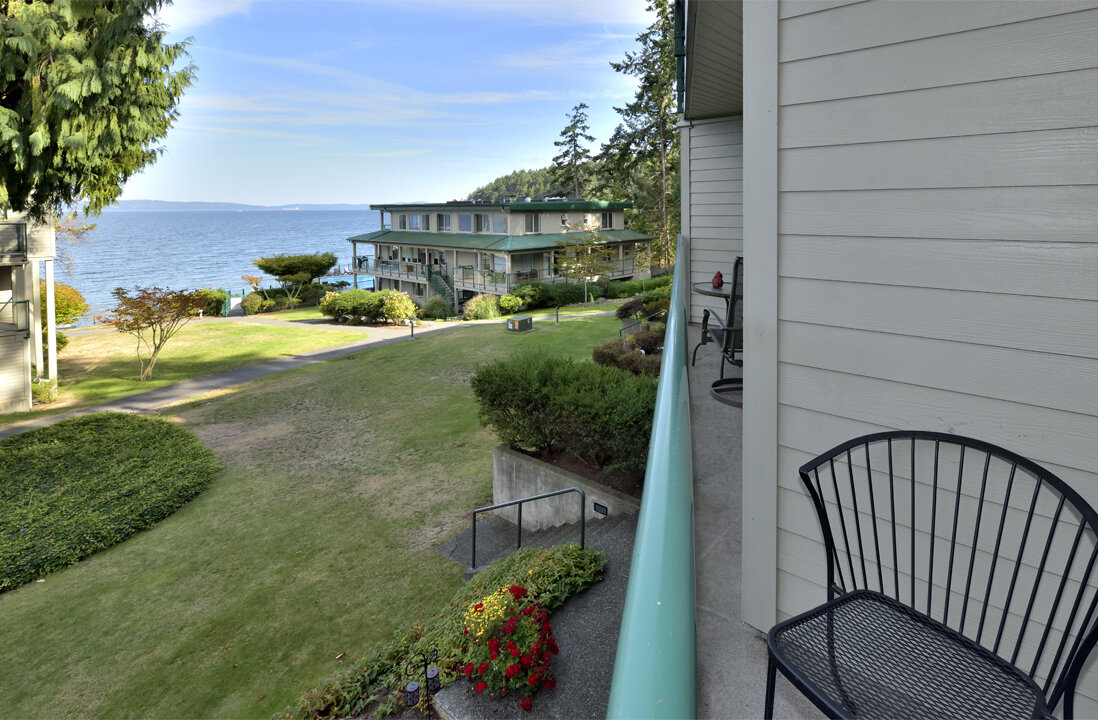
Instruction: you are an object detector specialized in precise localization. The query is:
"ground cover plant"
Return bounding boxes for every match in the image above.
[0,315,620,719]
[281,544,606,720]
[0,321,364,426]
[0,413,219,591]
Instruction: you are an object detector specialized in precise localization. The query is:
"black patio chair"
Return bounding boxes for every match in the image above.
[691,256,743,406]
[766,431,1098,720]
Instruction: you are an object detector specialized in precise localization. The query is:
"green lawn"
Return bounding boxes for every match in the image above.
[0,316,619,719]
[0,320,364,426]
[515,301,623,318]
[258,306,328,321]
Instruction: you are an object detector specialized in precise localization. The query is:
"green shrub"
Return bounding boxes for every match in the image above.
[498,294,522,314]
[472,350,657,477]
[0,413,220,592]
[637,284,671,305]
[320,289,384,322]
[605,274,672,299]
[379,290,416,323]
[545,283,587,307]
[592,338,625,367]
[195,288,229,316]
[592,338,662,378]
[241,292,262,315]
[423,296,456,319]
[280,544,606,720]
[511,282,551,309]
[463,294,501,320]
[633,327,665,355]
[31,378,58,404]
[615,298,645,320]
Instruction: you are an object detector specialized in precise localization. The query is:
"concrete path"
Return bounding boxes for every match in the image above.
[0,310,616,440]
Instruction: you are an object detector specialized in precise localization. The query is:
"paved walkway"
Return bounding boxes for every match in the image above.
[0,310,615,440]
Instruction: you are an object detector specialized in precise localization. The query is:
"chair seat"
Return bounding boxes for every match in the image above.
[768,590,1048,720]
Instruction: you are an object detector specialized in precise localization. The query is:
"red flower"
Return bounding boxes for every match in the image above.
[475,680,487,694]
[506,640,517,651]
[474,602,484,612]
[528,673,541,688]
[506,664,521,678]
[544,675,556,691]
[478,662,489,675]
[463,627,469,635]
[509,585,527,601]
[521,696,533,712]
[542,651,552,663]
[522,606,534,617]
[548,638,559,654]
[464,662,474,676]
[543,622,552,634]
[510,646,521,657]
[503,619,517,634]
[520,653,533,668]
[488,638,499,652]
[489,649,499,660]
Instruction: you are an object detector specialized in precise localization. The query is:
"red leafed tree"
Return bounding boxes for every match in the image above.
[111,286,206,381]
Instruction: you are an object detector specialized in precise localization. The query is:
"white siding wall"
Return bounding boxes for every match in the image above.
[770,0,1098,711]
[683,117,744,323]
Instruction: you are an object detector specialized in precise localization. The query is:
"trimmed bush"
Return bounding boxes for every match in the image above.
[195,287,229,316]
[604,274,672,299]
[423,296,456,319]
[511,282,551,309]
[615,298,646,320]
[637,284,671,305]
[280,543,605,720]
[463,294,501,320]
[592,338,663,378]
[545,283,587,307]
[634,327,665,355]
[472,350,656,477]
[31,378,59,404]
[0,413,220,592]
[498,293,522,315]
[241,292,262,315]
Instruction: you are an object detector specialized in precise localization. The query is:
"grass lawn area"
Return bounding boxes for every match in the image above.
[0,315,618,719]
[520,300,624,318]
[0,320,364,427]
[259,306,328,322]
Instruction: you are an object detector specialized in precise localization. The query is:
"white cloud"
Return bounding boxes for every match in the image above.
[155,0,256,34]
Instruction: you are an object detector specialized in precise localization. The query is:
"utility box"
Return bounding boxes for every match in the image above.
[506,316,533,333]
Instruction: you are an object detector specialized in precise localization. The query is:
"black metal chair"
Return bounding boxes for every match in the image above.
[691,256,743,406]
[766,431,1098,720]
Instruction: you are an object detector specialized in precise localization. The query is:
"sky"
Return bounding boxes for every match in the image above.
[118,0,653,207]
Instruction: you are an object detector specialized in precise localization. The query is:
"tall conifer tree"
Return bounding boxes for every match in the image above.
[551,103,595,199]
[598,0,680,267]
[0,0,195,220]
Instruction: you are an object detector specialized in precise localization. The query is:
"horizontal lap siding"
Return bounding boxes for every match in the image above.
[773,1,1098,712]
[686,118,743,323]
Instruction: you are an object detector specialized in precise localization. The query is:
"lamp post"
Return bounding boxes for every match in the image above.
[404,647,439,707]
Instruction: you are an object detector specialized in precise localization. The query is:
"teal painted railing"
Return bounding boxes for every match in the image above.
[606,236,695,719]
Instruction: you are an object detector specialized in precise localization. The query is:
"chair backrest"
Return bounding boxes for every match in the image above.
[727,256,744,365]
[798,430,1098,714]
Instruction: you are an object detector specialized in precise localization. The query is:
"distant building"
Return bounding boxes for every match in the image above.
[348,200,651,309]
[1,212,57,413]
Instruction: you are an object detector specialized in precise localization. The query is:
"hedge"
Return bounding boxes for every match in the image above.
[0,413,220,592]
[471,350,657,478]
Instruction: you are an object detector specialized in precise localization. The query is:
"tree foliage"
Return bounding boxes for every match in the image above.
[253,252,337,303]
[110,285,205,381]
[0,0,196,221]
[597,0,680,268]
[465,167,555,203]
[555,222,615,302]
[54,213,96,273]
[41,279,87,325]
[550,103,595,199]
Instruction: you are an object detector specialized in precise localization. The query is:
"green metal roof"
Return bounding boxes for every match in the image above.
[347,228,651,252]
[369,200,632,213]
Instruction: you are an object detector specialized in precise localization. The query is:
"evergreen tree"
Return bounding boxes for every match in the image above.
[0,0,195,221]
[550,103,595,199]
[598,0,680,268]
[464,167,554,203]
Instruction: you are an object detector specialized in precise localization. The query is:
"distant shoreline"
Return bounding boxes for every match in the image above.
[106,200,376,212]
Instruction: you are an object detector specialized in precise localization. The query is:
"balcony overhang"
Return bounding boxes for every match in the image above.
[683,0,743,120]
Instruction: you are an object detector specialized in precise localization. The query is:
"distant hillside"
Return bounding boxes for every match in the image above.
[464,168,555,203]
[109,200,374,212]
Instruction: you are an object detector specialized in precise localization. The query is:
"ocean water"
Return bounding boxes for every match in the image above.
[58,209,380,314]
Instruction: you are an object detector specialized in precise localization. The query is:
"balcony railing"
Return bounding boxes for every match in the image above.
[0,222,27,259]
[0,299,32,338]
[361,257,639,294]
[606,236,695,719]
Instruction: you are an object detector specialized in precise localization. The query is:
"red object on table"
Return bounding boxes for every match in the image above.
[712,270,724,288]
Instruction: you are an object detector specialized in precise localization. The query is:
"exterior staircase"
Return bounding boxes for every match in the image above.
[427,265,456,308]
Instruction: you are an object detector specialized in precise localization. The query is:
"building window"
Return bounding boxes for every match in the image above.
[601,212,614,229]
[422,214,430,231]
[560,213,568,228]
[398,214,407,230]
[408,214,420,230]
[437,213,451,231]
[414,283,426,296]
[491,215,507,234]
[458,213,472,232]
[525,214,540,233]
[474,213,491,233]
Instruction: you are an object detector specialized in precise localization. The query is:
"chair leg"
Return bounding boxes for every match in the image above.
[691,341,702,367]
[764,654,777,720]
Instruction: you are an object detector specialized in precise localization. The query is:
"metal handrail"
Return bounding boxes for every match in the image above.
[619,309,669,337]
[470,487,586,569]
[606,235,695,719]
[0,298,31,338]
